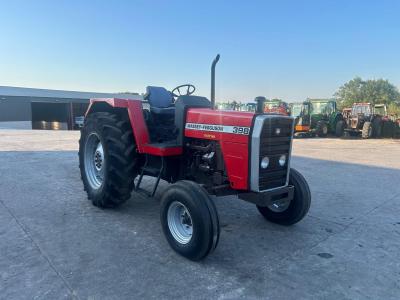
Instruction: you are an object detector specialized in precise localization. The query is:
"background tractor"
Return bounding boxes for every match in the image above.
[394,117,400,138]
[290,99,344,137]
[255,97,290,115]
[343,103,395,138]
[78,55,311,261]
[245,102,257,112]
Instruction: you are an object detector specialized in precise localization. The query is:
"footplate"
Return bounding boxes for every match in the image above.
[238,185,294,207]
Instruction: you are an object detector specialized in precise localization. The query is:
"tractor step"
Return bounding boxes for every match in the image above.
[140,166,160,176]
[135,155,165,197]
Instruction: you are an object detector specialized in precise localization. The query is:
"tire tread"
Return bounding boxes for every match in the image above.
[79,111,138,208]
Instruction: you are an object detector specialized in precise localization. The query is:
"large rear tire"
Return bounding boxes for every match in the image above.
[257,168,311,225]
[372,118,382,138]
[361,122,373,139]
[316,121,328,137]
[335,120,345,137]
[160,181,220,261]
[79,111,139,208]
[382,120,394,138]
[394,122,400,138]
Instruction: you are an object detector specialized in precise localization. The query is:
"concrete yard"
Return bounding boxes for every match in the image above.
[1,130,400,299]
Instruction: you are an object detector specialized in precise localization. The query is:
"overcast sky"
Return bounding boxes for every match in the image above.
[1,0,399,102]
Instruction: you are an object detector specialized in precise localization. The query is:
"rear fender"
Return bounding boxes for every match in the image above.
[86,98,150,153]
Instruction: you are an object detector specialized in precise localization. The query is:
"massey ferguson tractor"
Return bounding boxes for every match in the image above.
[78,55,311,261]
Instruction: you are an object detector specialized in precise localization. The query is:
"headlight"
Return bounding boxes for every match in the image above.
[279,154,286,166]
[260,156,269,169]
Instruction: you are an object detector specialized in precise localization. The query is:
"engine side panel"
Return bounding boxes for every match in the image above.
[185,108,255,190]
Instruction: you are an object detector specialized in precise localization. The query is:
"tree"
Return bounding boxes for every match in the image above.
[334,77,400,110]
[388,102,400,116]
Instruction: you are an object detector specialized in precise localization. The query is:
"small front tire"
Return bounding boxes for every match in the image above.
[257,168,311,225]
[160,181,220,261]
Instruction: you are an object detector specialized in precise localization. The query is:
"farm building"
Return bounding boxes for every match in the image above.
[0,86,138,130]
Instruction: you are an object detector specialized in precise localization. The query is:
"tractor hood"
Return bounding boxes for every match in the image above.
[185,108,254,143]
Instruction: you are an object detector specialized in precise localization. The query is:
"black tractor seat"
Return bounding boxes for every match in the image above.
[143,86,212,145]
[144,86,175,116]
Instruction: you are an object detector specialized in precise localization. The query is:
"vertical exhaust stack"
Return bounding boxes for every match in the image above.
[211,54,220,109]
[255,96,267,114]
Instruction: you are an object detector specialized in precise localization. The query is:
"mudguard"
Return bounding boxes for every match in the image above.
[86,98,150,153]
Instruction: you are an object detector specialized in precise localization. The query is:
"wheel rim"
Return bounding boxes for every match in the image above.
[267,198,291,213]
[167,201,193,244]
[84,133,105,189]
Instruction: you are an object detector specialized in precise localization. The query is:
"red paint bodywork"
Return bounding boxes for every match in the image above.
[264,106,289,115]
[87,99,254,190]
[88,98,182,156]
[263,102,289,116]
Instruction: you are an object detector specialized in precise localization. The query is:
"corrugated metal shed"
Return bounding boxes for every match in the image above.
[0,86,142,100]
[0,86,143,129]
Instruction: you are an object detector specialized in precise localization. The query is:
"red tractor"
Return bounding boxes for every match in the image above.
[343,102,394,138]
[79,55,311,261]
[255,97,290,115]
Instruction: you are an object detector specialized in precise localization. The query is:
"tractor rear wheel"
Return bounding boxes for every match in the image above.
[79,111,139,208]
[160,181,220,261]
[316,121,328,137]
[372,118,382,137]
[257,168,311,225]
[335,120,345,137]
[382,120,394,138]
[362,122,373,139]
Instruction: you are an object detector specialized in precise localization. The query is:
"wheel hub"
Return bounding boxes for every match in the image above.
[180,210,192,230]
[167,201,193,244]
[94,144,104,171]
[84,133,105,190]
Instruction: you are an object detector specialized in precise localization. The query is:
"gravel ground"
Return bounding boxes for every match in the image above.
[0,130,399,299]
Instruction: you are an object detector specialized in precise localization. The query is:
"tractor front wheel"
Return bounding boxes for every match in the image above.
[257,168,311,225]
[160,181,220,261]
[79,111,139,208]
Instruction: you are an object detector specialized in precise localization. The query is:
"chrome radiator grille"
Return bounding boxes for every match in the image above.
[250,115,294,192]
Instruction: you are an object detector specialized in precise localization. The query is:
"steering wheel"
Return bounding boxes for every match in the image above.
[171,84,196,100]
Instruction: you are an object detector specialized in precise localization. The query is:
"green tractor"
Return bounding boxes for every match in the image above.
[290,99,344,137]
